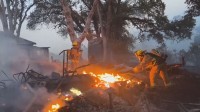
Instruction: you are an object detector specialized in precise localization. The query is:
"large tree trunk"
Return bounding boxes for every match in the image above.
[60,0,78,42]
[97,1,107,62]
[60,0,99,64]
[97,0,114,62]
[60,0,98,48]
[78,0,98,43]
[0,0,8,32]
[104,0,113,62]
[102,28,108,62]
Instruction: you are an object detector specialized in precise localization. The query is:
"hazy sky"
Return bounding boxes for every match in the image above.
[0,0,196,54]
[163,0,187,19]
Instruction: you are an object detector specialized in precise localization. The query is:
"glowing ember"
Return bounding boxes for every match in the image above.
[48,104,60,112]
[82,71,87,74]
[65,94,73,101]
[70,88,82,96]
[99,73,124,83]
[137,81,142,85]
[127,80,131,84]
[43,98,65,112]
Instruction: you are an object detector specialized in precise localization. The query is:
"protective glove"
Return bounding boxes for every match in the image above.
[132,66,142,73]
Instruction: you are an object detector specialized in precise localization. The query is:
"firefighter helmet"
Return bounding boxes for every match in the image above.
[72,41,78,46]
[134,49,145,56]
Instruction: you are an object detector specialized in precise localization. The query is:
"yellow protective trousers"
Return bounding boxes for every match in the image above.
[149,63,169,87]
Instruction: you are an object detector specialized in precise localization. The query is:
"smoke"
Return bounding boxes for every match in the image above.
[0,40,30,75]
[0,32,62,77]
[0,83,58,112]
[0,32,63,111]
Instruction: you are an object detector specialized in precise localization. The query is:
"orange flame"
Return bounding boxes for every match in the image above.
[83,71,128,88]
[48,104,60,112]
[43,98,65,112]
[70,88,82,96]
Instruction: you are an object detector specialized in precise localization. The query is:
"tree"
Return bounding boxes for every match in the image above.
[60,0,98,44]
[27,0,196,63]
[96,0,195,62]
[185,43,200,66]
[184,0,200,66]
[183,27,200,66]
[185,0,200,17]
[0,0,37,37]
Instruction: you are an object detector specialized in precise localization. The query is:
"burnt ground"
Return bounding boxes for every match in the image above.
[145,68,200,112]
[60,67,200,112]
[1,66,200,112]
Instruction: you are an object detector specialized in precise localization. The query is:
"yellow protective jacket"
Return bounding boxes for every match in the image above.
[133,53,165,73]
[70,48,81,61]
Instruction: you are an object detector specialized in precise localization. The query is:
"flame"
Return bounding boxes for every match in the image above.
[43,98,65,112]
[83,71,128,88]
[44,89,82,112]
[82,71,87,74]
[127,80,131,84]
[43,69,142,112]
[48,104,60,112]
[70,88,82,96]
[65,94,73,101]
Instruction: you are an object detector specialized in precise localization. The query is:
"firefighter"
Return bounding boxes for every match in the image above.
[133,49,170,88]
[70,41,82,71]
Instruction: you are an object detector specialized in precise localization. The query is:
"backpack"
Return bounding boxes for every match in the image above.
[145,53,166,65]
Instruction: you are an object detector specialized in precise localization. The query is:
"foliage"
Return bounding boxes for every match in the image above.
[185,44,200,66]
[28,0,195,42]
[27,0,85,36]
[185,0,200,17]
[26,0,196,62]
[0,0,36,37]
[183,28,200,66]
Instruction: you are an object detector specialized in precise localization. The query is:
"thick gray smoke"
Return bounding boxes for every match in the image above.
[0,83,58,112]
[0,33,62,111]
[0,32,62,76]
[0,37,31,75]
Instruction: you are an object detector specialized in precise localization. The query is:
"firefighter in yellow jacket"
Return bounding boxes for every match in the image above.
[70,41,82,71]
[133,49,170,88]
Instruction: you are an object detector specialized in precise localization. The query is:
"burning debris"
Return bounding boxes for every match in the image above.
[43,88,83,112]
[43,97,65,112]
[82,71,142,88]
[0,64,144,112]
[52,70,145,112]
[13,68,48,85]
[69,88,83,96]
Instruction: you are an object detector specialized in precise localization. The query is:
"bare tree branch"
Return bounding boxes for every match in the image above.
[60,0,77,42]
[78,0,98,43]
